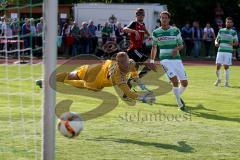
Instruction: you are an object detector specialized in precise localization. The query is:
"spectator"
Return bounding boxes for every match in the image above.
[0,17,4,35]
[10,18,20,50]
[2,18,13,50]
[88,20,98,53]
[61,22,70,37]
[0,17,5,51]
[61,22,71,56]
[181,22,193,56]
[36,17,43,34]
[30,18,36,49]
[70,21,80,57]
[36,17,43,48]
[79,21,90,54]
[57,25,62,47]
[22,18,31,49]
[30,18,36,35]
[10,18,20,36]
[101,22,112,45]
[203,23,215,58]
[2,18,12,37]
[192,21,203,58]
[115,22,124,44]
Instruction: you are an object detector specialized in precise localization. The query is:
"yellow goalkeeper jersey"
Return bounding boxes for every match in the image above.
[64,60,139,100]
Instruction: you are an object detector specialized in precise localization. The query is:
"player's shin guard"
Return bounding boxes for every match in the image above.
[172,87,183,107]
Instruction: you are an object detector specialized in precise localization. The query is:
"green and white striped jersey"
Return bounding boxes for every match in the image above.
[216,28,238,54]
[152,26,183,60]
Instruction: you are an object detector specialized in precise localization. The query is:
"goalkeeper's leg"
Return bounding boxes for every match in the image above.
[36,71,80,88]
[56,71,86,88]
[138,65,151,78]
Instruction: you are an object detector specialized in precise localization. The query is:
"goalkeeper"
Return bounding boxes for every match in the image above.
[37,52,155,104]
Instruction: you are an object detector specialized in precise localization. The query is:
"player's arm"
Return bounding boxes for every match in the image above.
[215,31,220,47]
[123,21,136,34]
[150,45,157,63]
[118,83,155,104]
[113,66,155,103]
[150,31,158,63]
[173,29,184,57]
[233,31,239,46]
[123,27,137,34]
[123,21,140,40]
[118,83,139,99]
[113,69,139,100]
[143,25,150,37]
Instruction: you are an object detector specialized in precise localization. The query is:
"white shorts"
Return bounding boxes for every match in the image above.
[216,52,232,66]
[160,59,187,80]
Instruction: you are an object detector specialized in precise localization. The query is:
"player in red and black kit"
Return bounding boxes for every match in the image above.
[123,8,153,95]
[123,8,152,77]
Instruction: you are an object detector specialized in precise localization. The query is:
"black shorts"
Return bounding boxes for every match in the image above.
[127,48,148,63]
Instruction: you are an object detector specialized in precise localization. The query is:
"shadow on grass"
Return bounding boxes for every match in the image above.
[91,137,194,153]
[190,110,240,123]
[157,103,216,111]
[228,86,240,89]
[157,103,240,123]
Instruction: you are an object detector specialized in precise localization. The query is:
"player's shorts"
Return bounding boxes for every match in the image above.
[216,52,232,66]
[76,65,89,80]
[160,59,187,81]
[127,48,148,63]
[75,65,103,91]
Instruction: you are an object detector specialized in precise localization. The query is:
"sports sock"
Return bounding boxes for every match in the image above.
[216,70,221,81]
[172,87,183,107]
[225,69,229,83]
[179,86,186,95]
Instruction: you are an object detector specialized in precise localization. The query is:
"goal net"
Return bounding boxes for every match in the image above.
[0,0,57,159]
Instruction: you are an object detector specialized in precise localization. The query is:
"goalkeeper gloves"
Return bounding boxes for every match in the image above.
[138,92,156,105]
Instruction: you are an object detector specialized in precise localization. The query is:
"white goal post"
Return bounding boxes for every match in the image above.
[42,0,58,160]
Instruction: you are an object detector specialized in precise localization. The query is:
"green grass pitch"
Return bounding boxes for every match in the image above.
[0,64,240,160]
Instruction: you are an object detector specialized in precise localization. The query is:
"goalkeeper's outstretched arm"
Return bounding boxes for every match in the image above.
[118,83,155,104]
[118,83,139,100]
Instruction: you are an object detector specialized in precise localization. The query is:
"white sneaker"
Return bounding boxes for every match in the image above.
[214,79,221,86]
[224,82,229,87]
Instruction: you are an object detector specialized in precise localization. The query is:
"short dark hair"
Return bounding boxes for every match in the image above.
[135,8,145,16]
[136,8,144,13]
[226,17,233,22]
[160,11,171,18]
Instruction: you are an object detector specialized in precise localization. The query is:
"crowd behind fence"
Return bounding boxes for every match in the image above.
[1,15,240,60]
